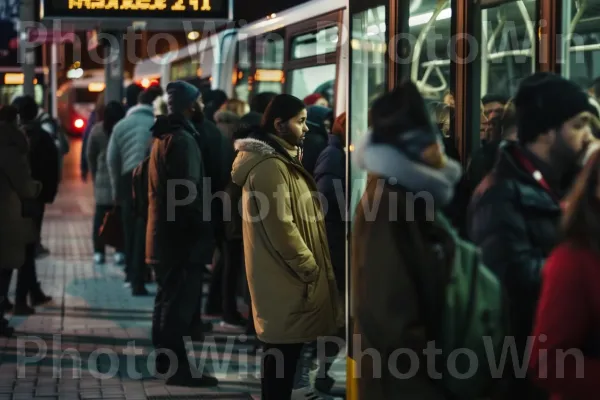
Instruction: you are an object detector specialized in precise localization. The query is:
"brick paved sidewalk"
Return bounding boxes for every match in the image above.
[0,144,346,400]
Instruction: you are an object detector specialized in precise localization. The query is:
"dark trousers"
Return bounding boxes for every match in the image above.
[206,238,224,314]
[16,243,36,303]
[130,216,147,289]
[152,260,205,374]
[36,204,45,246]
[0,269,13,318]
[93,205,113,254]
[119,172,134,279]
[0,243,36,306]
[261,342,304,400]
[222,239,244,319]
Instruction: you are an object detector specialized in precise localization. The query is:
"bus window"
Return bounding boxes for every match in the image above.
[349,4,386,221]
[289,64,336,103]
[411,0,452,101]
[470,0,535,144]
[563,0,600,97]
[291,25,339,60]
[481,0,535,99]
[255,32,284,94]
[234,40,251,102]
[75,87,101,104]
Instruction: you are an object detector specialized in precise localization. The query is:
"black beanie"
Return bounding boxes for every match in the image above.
[514,72,597,144]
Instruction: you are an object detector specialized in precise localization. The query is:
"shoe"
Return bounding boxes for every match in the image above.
[166,372,219,387]
[0,319,14,337]
[222,313,248,327]
[35,244,50,259]
[13,303,35,316]
[1,299,13,313]
[314,375,336,394]
[114,252,126,265]
[29,283,52,307]
[93,253,105,264]
[131,286,149,296]
[291,387,326,400]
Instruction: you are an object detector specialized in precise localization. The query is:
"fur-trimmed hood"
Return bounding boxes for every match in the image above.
[355,130,463,206]
[231,137,281,187]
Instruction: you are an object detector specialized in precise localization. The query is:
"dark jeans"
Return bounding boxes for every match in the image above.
[93,205,113,254]
[152,260,206,374]
[119,172,134,279]
[261,342,304,400]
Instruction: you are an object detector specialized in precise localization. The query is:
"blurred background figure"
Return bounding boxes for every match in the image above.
[86,101,126,265]
[303,93,329,108]
[0,104,41,331]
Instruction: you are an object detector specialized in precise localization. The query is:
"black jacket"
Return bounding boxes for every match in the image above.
[468,141,561,345]
[193,119,234,240]
[22,121,60,204]
[146,114,213,266]
[313,134,346,291]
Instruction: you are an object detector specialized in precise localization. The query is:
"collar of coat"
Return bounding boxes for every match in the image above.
[355,130,463,207]
[232,135,316,189]
[126,104,154,118]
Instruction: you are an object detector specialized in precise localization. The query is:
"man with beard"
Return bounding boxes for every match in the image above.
[468,72,597,399]
[146,81,217,387]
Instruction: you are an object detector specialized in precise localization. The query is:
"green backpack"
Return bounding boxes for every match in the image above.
[407,212,508,399]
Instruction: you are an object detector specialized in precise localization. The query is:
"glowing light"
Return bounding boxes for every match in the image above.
[187,31,200,40]
[74,119,84,129]
[255,69,284,82]
[88,82,105,92]
[67,68,84,79]
[4,73,24,85]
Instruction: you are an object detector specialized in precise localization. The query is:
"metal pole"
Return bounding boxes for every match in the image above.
[19,0,35,97]
[51,42,58,118]
[104,31,124,105]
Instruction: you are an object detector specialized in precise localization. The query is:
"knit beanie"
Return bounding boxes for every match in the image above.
[514,72,597,144]
[166,81,201,114]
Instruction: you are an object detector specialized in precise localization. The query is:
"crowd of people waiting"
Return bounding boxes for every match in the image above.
[5,70,600,400]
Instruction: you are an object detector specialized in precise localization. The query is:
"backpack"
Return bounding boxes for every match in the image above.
[405,212,508,399]
[38,113,69,155]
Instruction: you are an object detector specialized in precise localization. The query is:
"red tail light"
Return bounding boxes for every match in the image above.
[73,118,85,130]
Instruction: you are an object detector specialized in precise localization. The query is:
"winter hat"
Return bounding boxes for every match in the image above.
[332,112,346,137]
[303,93,324,106]
[166,81,201,115]
[514,72,598,144]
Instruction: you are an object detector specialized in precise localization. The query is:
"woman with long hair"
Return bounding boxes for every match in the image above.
[87,101,126,264]
[529,149,600,399]
[231,94,342,399]
[352,81,463,398]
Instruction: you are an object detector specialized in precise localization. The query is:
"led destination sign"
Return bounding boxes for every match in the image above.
[42,0,229,20]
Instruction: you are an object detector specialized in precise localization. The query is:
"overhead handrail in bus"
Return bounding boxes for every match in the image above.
[515,0,534,74]
[411,0,449,85]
